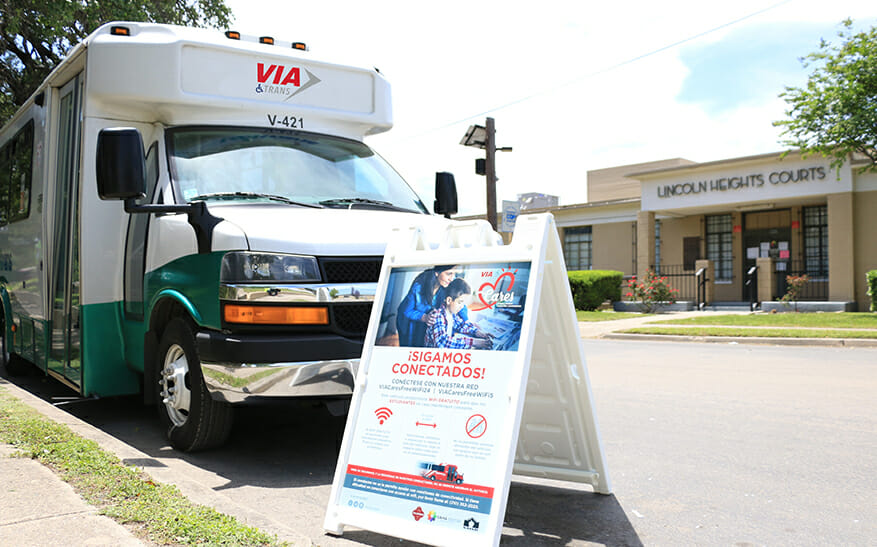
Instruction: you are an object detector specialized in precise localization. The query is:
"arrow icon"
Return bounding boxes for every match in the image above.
[284,68,321,101]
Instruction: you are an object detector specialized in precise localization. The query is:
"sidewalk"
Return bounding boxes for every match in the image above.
[0,375,312,547]
[0,377,151,546]
[0,443,145,546]
[578,310,709,339]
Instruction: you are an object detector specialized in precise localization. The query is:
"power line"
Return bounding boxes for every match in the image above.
[394,0,796,142]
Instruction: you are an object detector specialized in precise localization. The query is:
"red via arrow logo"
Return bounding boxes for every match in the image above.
[412,506,425,521]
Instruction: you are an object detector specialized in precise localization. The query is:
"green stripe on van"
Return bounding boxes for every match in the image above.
[81,301,140,397]
[144,251,226,330]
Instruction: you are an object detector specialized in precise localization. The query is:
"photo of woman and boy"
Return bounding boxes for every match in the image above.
[374,262,530,352]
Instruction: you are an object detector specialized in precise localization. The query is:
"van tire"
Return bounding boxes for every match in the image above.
[156,318,233,452]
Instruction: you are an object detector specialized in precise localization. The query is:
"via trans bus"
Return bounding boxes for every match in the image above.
[0,22,468,451]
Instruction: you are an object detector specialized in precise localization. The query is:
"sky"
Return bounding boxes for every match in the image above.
[224,0,876,216]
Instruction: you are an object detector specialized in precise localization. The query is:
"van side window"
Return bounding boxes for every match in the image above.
[9,122,34,222]
[0,121,35,224]
[0,120,34,225]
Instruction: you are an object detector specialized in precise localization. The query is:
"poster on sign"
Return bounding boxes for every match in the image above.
[338,262,530,535]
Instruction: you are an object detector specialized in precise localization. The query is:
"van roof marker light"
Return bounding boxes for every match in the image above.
[225,30,241,40]
[259,36,275,45]
[292,42,308,51]
[110,26,130,36]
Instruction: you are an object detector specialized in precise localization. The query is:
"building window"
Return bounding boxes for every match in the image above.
[563,226,592,270]
[706,214,732,281]
[653,219,661,273]
[803,205,828,277]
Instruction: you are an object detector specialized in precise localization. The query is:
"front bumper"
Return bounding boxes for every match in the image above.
[195,330,362,403]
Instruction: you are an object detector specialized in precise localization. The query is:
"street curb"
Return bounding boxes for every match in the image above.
[0,377,315,546]
[600,333,877,348]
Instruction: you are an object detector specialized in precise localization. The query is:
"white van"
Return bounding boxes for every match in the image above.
[0,22,465,451]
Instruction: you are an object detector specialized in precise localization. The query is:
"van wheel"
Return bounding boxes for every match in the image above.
[0,312,29,376]
[156,318,233,452]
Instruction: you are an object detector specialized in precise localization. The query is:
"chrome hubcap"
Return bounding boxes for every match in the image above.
[160,344,192,426]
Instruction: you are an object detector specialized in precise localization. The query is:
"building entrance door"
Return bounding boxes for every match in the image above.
[743,210,792,301]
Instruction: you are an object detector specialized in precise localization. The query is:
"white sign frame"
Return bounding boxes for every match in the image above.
[324,213,611,546]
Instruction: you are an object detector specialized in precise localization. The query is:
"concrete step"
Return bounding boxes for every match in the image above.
[701,301,755,312]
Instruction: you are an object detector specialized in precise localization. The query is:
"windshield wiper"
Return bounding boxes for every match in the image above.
[319,197,414,212]
[190,192,323,208]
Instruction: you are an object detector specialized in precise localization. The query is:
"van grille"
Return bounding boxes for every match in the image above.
[331,303,373,336]
[319,257,382,283]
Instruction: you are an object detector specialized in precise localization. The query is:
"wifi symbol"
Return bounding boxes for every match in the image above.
[374,407,393,424]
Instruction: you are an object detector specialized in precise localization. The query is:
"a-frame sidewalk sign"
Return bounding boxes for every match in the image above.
[324,213,611,546]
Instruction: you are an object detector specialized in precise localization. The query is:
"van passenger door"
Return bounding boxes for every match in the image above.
[48,74,82,389]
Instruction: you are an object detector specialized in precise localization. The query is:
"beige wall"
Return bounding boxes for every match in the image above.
[636,211,655,280]
[853,189,877,309]
[588,158,696,202]
[660,216,701,266]
[828,193,855,302]
[593,222,635,274]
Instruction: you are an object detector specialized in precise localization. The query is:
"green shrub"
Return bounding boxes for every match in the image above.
[867,270,877,312]
[567,270,623,310]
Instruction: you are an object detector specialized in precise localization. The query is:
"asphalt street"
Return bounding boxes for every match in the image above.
[3,339,876,546]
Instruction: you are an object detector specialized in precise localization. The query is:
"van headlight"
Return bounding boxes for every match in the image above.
[220,252,321,283]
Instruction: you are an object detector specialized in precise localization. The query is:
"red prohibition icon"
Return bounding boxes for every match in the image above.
[465,414,487,439]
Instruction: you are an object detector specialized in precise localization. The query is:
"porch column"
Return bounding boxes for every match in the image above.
[636,210,655,281]
[695,259,714,305]
[827,192,855,302]
[757,257,775,303]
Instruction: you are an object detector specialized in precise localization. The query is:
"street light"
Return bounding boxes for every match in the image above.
[460,117,512,230]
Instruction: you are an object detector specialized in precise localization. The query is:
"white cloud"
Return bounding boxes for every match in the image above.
[224,0,876,215]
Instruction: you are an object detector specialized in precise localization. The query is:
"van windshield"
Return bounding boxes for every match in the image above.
[167,127,428,214]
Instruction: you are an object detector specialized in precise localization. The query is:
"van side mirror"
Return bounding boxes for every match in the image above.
[96,128,146,200]
[433,172,458,219]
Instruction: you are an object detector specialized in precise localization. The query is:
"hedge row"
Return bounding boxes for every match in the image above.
[868,270,877,312]
[567,270,624,311]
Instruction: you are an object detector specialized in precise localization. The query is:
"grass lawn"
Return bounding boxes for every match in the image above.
[0,389,284,546]
[649,312,877,329]
[617,311,877,338]
[622,326,877,339]
[576,310,649,321]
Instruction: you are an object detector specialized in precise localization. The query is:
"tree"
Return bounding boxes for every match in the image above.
[775,19,877,172]
[0,0,233,125]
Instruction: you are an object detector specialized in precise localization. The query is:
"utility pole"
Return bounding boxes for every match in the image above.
[484,117,497,230]
[460,117,512,231]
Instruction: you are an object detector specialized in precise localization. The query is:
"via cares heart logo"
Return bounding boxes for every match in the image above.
[477,269,517,309]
